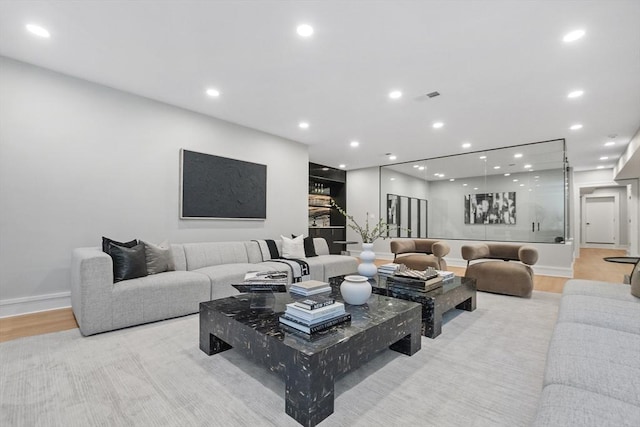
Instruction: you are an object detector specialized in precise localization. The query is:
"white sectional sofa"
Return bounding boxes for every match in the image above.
[533,260,640,426]
[71,238,357,336]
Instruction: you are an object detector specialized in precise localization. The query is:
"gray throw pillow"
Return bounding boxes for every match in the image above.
[141,240,175,275]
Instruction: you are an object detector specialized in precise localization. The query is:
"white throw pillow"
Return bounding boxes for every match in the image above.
[281,235,306,259]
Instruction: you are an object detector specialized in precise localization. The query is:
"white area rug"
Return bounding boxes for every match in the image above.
[0,291,560,426]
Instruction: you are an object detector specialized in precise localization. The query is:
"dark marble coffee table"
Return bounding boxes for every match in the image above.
[199,287,422,427]
[371,276,477,338]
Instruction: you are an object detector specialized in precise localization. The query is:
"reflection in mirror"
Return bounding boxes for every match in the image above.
[380,139,567,244]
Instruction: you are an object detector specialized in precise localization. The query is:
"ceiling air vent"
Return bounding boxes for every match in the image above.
[414,91,441,101]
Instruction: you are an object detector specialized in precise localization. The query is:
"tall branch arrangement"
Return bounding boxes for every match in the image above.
[331,200,396,243]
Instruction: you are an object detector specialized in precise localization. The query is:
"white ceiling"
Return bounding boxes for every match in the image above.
[1,1,639,173]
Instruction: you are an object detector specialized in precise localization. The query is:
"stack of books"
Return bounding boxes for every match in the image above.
[232,271,288,293]
[289,280,332,296]
[377,263,400,278]
[388,266,443,293]
[279,296,351,334]
[436,270,455,282]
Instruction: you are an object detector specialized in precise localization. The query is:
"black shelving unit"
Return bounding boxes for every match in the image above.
[308,162,347,254]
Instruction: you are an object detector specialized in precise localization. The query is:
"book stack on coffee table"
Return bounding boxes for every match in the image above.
[279,296,351,334]
[289,280,332,296]
[231,271,289,293]
[387,266,444,293]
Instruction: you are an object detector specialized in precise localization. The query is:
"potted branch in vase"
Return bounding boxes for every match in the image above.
[331,201,398,278]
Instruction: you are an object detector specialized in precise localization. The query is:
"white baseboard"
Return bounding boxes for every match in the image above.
[581,243,629,251]
[0,292,71,318]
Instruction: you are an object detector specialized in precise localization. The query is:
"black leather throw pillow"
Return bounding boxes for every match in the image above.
[102,236,138,255]
[109,242,148,283]
[292,234,317,257]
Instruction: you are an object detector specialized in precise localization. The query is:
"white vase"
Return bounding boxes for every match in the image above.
[357,243,377,278]
[340,275,372,305]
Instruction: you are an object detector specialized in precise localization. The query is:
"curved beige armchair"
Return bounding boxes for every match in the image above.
[461,243,538,298]
[390,239,450,271]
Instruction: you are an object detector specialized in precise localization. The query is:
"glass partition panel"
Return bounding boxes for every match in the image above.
[380,139,567,243]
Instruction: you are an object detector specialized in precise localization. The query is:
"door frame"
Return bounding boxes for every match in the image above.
[581,193,619,246]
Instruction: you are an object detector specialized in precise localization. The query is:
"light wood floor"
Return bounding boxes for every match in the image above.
[0,247,633,343]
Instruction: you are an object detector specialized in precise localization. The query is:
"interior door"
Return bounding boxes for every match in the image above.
[584,196,616,244]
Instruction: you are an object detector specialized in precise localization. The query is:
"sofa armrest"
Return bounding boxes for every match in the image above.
[518,246,539,266]
[461,243,490,261]
[432,241,450,258]
[71,247,115,336]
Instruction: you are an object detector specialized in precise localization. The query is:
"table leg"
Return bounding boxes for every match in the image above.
[285,363,335,427]
[456,294,476,312]
[389,310,422,355]
[199,331,232,355]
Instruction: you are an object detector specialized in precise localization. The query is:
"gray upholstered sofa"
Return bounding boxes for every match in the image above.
[71,238,357,336]
[390,238,450,270]
[533,259,640,426]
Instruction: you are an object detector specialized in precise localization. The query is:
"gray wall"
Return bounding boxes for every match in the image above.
[0,57,308,315]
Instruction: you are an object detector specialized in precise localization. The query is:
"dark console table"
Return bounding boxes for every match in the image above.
[371,276,477,338]
[199,288,422,427]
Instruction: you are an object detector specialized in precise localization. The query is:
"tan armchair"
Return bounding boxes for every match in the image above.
[390,239,450,271]
[461,243,538,298]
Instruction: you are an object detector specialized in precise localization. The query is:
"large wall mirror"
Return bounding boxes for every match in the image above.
[380,139,568,244]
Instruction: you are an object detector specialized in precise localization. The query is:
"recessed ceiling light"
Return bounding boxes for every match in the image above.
[563,29,585,43]
[493,166,501,170]
[388,155,397,161]
[570,124,583,130]
[390,177,396,181]
[413,165,419,168]
[473,187,478,190]
[350,140,359,147]
[519,184,525,187]
[432,122,444,129]
[463,183,468,187]
[26,24,50,38]
[504,173,511,176]
[513,179,519,182]
[479,155,487,160]
[389,90,402,99]
[296,24,314,37]
[339,164,346,168]
[524,164,532,169]
[299,121,309,129]
[597,165,605,169]
[205,88,220,97]
[321,167,329,171]
[449,178,455,182]
[462,142,471,149]
[568,90,584,98]
[418,166,425,171]
[600,156,609,160]
[604,141,615,146]
[534,176,540,178]
[514,153,523,158]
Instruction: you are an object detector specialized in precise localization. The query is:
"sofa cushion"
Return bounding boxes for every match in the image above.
[557,294,640,335]
[102,236,137,254]
[111,271,210,330]
[563,279,638,302]
[533,384,640,427]
[311,255,358,280]
[281,234,306,259]
[109,242,148,283]
[141,240,175,274]
[465,260,533,297]
[543,322,640,406]
[183,241,250,270]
